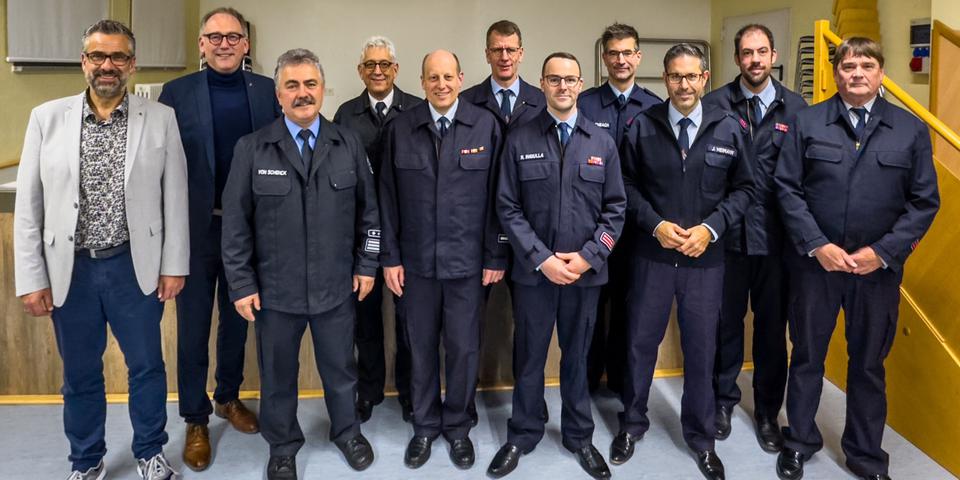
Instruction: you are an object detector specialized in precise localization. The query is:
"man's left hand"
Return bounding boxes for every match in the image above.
[850,246,884,275]
[677,225,712,258]
[555,252,591,275]
[157,275,186,301]
[482,269,505,286]
[353,275,375,301]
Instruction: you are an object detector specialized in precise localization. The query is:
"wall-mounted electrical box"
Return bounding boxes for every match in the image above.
[910,18,931,74]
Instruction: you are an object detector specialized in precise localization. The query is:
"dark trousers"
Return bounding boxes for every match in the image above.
[587,245,630,393]
[784,267,900,477]
[507,282,601,452]
[713,251,788,417]
[355,272,412,404]
[255,302,360,456]
[399,273,483,440]
[620,257,723,452]
[175,216,248,424]
[52,250,168,471]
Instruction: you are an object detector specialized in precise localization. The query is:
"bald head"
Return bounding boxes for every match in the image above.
[420,49,464,114]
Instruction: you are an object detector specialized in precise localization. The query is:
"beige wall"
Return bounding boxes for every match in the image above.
[932,0,960,30]
[0,0,200,164]
[200,0,712,119]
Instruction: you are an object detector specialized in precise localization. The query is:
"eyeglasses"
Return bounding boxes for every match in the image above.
[543,75,581,88]
[487,47,520,57]
[362,60,395,72]
[666,73,703,84]
[83,51,133,66]
[604,49,638,59]
[202,32,245,46]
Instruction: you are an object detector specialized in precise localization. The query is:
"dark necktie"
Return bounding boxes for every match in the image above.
[617,93,627,109]
[558,122,571,148]
[499,89,513,120]
[438,116,449,138]
[677,117,692,159]
[851,107,868,143]
[297,128,313,170]
[375,101,387,121]
[748,96,762,129]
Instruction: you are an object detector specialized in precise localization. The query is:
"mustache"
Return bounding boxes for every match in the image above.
[93,69,120,79]
[292,96,315,107]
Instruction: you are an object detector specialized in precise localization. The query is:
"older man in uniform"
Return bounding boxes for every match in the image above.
[379,49,506,470]
[490,52,625,480]
[577,22,661,394]
[334,35,422,424]
[774,38,939,480]
[615,44,755,480]
[222,48,378,480]
[158,8,281,470]
[701,24,807,450]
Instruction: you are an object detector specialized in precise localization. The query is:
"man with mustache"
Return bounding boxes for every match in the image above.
[577,22,661,395]
[774,38,939,480]
[615,43,755,480]
[333,35,422,424]
[379,49,506,470]
[15,19,188,480]
[701,24,807,451]
[158,8,281,471]
[221,48,379,480]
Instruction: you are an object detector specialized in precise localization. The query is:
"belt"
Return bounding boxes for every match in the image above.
[75,242,130,259]
[212,208,224,216]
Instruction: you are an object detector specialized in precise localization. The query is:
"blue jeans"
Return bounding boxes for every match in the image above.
[52,249,168,470]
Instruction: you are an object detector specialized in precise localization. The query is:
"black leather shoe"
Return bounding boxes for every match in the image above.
[487,443,523,478]
[861,475,891,480]
[404,435,433,469]
[693,450,725,480]
[356,399,375,423]
[448,436,475,469]
[573,445,611,479]
[755,414,784,453]
[609,431,641,465]
[715,405,732,440]
[267,455,297,480]
[336,434,374,471]
[776,448,805,480]
[399,396,413,423]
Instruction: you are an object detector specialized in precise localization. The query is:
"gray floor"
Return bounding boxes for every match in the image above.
[1,373,954,479]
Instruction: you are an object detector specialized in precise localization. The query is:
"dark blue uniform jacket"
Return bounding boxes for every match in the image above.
[578,83,662,148]
[461,76,545,131]
[333,87,422,179]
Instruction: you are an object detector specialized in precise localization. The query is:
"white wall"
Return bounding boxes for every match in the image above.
[201,0,712,117]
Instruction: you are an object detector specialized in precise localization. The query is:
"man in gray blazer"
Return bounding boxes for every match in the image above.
[13,20,188,480]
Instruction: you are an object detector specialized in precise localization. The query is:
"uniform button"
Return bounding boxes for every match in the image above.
[67,235,74,242]
[73,202,78,209]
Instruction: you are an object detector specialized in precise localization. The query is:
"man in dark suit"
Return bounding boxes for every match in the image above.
[222,48,379,480]
[701,24,807,451]
[158,7,281,471]
[333,35,422,424]
[774,37,939,480]
[615,43,755,480]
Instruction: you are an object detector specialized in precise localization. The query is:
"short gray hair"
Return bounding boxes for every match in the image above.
[199,7,249,38]
[82,19,135,55]
[663,43,708,72]
[274,48,325,86]
[359,36,397,63]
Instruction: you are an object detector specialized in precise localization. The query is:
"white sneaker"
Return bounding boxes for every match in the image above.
[66,460,106,480]
[137,453,180,480]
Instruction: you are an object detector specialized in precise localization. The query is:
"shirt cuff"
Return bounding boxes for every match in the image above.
[700,223,718,243]
[653,220,666,237]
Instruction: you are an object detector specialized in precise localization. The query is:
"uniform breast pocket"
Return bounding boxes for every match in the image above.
[578,164,606,183]
[518,161,553,181]
[805,144,843,164]
[395,154,428,170]
[702,151,734,194]
[875,151,911,170]
[459,153,491,171]
[329,169,358,190]
[253,174,292,196]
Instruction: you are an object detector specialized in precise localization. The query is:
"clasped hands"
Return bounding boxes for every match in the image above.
[654,221,712,257]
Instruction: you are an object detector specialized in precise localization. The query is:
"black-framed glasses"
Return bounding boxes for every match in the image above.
[203,32,245,46]
[604,49,638,59]
[362,60,394,72]
[666,72,703,84]
[543,75,581,88]
[83,51,133,66]
[487,47,520,57]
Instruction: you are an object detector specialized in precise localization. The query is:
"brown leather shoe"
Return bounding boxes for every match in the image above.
[183,423,211,471]
[215,399,260,434]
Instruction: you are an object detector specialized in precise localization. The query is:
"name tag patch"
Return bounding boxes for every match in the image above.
[460,146,486,154]
[587,156,604,166]
[257,169,287,176]
[498,233,509,244]
[707,145,737,157]
[520,152,545,160]
[594,122,610,128]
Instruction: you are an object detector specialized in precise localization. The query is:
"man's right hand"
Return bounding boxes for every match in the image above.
[813,243,858,273]
[384,265,405,297]
[541,255,581,285]
[234,293,261,322]
[21,288,53,317]
[654,221,689,249]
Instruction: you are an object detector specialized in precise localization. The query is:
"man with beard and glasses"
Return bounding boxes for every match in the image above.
[221,48,379,480]
[333,35,422,424]
[158,8,281,471]
[15,19,189,480]
[577,22,661,395]
[701,24,807,452]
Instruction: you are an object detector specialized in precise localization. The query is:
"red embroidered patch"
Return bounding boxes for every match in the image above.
[600,232,615,251]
